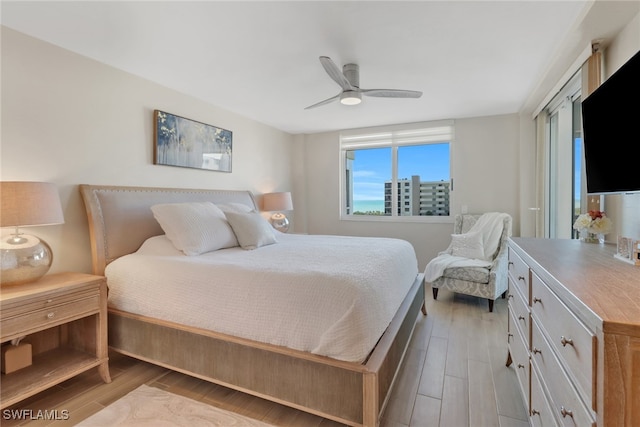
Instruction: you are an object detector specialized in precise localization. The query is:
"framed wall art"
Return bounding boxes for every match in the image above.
[154,110,232,172]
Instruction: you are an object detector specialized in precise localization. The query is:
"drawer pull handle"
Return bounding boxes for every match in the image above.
[518,276,526,282]
[533,297,541,304]
[508,294,513,299]
[47,312,55,319]
[560,336,574,347]
[517,363,525,369]
[560,406,574,418]
[533,347,542,354]
[518,315,526,321]
[508,261,514,267]
[531,409,540,416]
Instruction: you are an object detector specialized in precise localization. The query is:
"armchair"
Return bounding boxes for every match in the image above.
[426,213,512,312]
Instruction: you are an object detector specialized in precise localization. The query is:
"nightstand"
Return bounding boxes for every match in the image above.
[0,272,111,409]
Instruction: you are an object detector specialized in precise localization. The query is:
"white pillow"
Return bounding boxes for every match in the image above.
[450,231,485,260]
[225,211,277,250]
[217,202,254,214]
[137,235,185,256]
[150,202,238,256]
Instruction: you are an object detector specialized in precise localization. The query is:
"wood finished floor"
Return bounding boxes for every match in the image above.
[3,289,529,427]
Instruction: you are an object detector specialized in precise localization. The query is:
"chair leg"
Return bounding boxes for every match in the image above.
[488,299,494,312]
[432,287,439,300]
[501,291,507,299]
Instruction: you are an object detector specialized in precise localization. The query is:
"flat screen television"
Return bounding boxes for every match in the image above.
[581,49,640,194]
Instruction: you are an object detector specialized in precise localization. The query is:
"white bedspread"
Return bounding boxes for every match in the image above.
[105,233,418,363]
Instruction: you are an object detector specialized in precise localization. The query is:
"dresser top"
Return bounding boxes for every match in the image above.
[509,237,640,336]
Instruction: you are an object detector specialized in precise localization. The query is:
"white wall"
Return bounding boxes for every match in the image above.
[299,114,520,270]
[1,27,294,275]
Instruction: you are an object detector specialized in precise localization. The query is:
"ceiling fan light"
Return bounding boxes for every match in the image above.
[340,91,362,105]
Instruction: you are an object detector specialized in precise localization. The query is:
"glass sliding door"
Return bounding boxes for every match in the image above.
[544,72,582,239]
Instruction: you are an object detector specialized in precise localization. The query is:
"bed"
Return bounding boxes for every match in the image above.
[79,184,426,427]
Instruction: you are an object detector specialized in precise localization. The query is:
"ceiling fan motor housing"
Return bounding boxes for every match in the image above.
[343,63,360,88]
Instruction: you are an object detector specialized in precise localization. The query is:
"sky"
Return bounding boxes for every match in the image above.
[351,143,450,202]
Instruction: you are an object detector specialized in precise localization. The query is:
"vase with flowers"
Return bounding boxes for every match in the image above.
[573,210,612,243]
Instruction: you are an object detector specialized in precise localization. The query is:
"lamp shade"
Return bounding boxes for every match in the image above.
[263,192,293,212]
[1,181,64,227]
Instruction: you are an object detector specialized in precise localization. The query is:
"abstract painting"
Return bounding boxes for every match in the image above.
[154,110,232,172]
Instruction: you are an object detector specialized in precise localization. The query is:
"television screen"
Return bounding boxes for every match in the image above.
[581,49,640,194]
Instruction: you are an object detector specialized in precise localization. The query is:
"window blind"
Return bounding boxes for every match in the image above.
[340,120,454,149]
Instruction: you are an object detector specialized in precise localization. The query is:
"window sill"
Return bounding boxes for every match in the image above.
[340,215,453,224]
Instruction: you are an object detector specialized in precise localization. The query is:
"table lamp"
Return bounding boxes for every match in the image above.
[263,192,293,233]
[1,181,65,286]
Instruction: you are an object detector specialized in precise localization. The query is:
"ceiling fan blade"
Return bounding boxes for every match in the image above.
[361,89,423,98]
[304,93,340,110]
[319,56,354,91]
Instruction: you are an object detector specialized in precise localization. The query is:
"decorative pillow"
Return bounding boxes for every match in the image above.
[224,211,277,250]
[150,202,238,256]
[450,230,485,260]
[217,202,255,214]
[137,235,185,256]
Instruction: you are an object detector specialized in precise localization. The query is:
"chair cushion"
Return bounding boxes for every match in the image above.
[442,265,490,283]
[450,231,485,259]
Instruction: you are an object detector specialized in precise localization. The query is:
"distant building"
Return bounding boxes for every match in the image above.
[385,176,450,216]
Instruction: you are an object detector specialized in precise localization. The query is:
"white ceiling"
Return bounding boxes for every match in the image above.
[1,1,636,134]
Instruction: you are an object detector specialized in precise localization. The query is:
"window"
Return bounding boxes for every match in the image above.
[340,121,453,220]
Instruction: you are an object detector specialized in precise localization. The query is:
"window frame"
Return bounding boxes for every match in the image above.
[339,120,454,223]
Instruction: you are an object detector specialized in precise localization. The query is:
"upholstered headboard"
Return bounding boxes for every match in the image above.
[79,184,258,275]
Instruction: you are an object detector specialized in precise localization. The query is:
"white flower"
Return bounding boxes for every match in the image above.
[573,211,612,235]
[589,216,612,234]
[572,214,592,231]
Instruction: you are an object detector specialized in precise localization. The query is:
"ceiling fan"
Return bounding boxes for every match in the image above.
[305,56,423,109]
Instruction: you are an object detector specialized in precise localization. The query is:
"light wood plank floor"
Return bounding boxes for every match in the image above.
[2,289,529,427]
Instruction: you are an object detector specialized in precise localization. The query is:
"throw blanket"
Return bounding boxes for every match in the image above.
[424,212,509,283]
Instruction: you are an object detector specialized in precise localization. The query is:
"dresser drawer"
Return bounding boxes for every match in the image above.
[531,321,595,427]
[530,365,559,427]
[508,247,529,304]
[1,295,100,339]
[509,277,530,347]
[509,308,530,412]
[530,272,595,409]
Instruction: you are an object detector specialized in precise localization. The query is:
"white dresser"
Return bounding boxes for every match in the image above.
[506,237,640,427]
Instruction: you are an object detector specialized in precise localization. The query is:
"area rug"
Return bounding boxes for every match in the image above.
[77,384,275,426]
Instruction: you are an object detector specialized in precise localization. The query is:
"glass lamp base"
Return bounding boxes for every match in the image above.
[0,232,53,286]
[270,213,290,233]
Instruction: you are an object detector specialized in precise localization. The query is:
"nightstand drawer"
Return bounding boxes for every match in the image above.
[1,287,99,319]
[1,295,100,339]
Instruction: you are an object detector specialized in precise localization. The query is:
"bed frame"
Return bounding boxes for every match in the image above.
[79,184,426,427]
